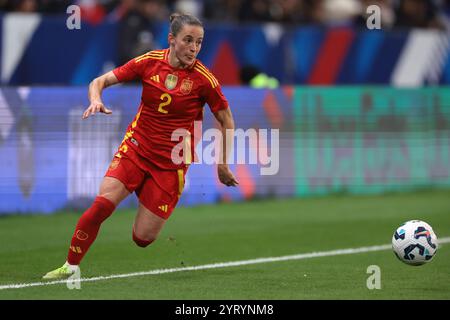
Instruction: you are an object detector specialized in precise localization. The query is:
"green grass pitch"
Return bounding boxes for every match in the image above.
[0,190,449,299]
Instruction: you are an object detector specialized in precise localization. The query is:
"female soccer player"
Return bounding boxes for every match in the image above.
[43,13,238,279]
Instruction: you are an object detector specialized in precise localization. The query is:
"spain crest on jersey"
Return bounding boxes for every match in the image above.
[180,79,193,95]
[165,74,178,90]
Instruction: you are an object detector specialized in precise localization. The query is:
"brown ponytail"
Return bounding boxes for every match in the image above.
[169,13,203,36]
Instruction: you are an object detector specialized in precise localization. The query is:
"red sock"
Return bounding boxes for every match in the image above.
[67,196,115,265]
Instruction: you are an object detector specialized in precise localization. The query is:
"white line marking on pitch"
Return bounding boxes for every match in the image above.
[1,237,449,290]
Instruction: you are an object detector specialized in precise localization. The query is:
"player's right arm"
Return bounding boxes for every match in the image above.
[83,52,152,119]
[82,71,119,119]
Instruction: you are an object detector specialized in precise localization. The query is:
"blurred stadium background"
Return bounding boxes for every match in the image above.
[0,0,449,300]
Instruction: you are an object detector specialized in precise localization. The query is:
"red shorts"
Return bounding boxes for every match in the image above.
[105,147,187,219]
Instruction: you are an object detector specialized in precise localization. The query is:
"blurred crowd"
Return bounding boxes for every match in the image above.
[1,0,450,30]
[2,0,450,66]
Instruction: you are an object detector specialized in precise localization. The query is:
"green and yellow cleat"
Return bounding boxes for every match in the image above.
[42,262,79,280]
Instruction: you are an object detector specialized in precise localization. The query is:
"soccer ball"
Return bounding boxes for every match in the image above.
[392,220,438,266]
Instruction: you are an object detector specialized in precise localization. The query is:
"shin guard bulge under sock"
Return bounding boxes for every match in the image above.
[67,196,115,265]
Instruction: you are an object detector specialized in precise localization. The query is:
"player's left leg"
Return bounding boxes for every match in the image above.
[132,203,167,247]
[132,167,186,247]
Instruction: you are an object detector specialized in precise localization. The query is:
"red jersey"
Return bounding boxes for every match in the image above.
[112,49,229,170]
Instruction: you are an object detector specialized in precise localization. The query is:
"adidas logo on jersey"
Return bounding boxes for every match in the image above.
[150,75,160,83]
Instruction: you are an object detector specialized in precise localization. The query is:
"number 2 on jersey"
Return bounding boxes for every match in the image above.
[158,93,172,114]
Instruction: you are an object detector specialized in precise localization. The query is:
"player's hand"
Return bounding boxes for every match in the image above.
[82,101,112,119]
[218,164,239,187]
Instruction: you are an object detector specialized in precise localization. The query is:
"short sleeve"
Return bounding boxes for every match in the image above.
[204,84,229,113]
[112,55,149,82]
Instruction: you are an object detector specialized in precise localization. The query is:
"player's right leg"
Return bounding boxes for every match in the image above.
[43,155,144,280]
[43,176,131,280]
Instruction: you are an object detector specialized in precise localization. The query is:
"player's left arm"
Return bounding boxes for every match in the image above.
[213,108,239,187]
[200,65,239,187]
